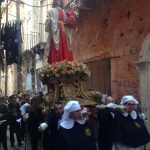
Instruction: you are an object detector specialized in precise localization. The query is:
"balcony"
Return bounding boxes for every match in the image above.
[22,23,47,53]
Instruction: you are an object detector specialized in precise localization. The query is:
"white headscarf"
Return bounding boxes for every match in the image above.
[120,95,139,105]
[121,95,139,120]
[59,101,86,129]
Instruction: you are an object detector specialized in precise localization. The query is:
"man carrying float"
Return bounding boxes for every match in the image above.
[28,0,150,149]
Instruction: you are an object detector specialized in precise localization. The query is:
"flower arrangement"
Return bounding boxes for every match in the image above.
[38,60,90,82]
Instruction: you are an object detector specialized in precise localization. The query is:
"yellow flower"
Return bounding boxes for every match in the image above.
[38,61,90,81]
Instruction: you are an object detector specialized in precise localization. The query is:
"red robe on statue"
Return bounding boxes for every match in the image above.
[48,8,73,64]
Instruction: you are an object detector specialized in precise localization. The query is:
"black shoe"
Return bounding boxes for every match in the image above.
[18,143,24,147]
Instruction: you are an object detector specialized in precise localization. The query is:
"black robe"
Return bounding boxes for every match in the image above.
[113,112,150,148]
[57,121,97,150]
[0,103,8,150]
[28,107,44,150]
[97,108,114,150]
[43,110,61,150]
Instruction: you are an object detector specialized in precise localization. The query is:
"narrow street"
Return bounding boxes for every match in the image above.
[0,129,24,150]
[7,142,24,150]
[0,0,150,149]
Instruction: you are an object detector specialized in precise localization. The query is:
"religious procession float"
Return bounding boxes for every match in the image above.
[38,60,99,113]
[37,0,126,113]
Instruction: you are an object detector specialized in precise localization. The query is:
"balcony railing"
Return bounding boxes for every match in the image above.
[22,23,47,51]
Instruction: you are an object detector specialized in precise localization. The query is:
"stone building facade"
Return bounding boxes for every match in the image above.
[72,0,149,100]
[71,0,150,141]
[0,0,150,147]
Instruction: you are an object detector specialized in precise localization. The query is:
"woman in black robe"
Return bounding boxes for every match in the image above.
[57,100,97,150]
[112,95,150,150]
[97,96,116,150]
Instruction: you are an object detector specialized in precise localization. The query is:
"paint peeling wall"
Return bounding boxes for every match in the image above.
[71,0,150,100]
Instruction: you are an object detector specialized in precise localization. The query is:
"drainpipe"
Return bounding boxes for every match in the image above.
[5,0,8,97]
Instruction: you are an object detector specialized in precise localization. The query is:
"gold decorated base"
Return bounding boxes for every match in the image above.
[39,61,98,113]
[41,76,97,113]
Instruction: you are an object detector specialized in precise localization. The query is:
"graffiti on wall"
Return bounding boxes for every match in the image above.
[112,79,139,99]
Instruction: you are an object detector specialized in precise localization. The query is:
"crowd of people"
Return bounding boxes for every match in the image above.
[97,95,150,150]
[0,94,29,150]
[0,0,149,149]
[0,92,150,150]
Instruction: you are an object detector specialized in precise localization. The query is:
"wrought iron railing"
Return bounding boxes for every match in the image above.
[22,23,47,51]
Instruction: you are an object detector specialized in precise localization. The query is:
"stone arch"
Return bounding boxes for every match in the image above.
[140,32,150,60]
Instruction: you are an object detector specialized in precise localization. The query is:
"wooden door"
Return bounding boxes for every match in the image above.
[83,58,111,95]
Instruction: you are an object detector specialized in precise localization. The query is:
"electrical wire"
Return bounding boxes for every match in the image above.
[2,0,74,18]
[9,0,52,8]
[1,0,51,18]
[1,4,16,18]
[1,1,17,18]
[8,12,16,18]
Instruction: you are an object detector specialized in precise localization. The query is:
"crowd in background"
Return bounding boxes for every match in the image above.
[0,92,150,150]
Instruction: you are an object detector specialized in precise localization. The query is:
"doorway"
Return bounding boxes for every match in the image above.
[83,58,111,95]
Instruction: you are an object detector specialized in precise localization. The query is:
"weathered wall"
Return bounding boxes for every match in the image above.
[72,0,150,100]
